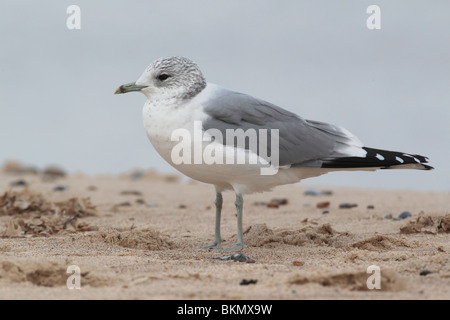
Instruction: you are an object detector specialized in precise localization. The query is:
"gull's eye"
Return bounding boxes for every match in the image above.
[157,74,171,81]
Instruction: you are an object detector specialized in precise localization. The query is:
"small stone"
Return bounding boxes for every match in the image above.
[316,201,330,209]
[135,199,146,204]
[120,190,143,196]
[179,204,187,209]
[254,201,268,206]
[293,261,304,266]
[339,203,358,209]
[322,210,330,215]
[270,198,288,205]
[10,179,27,187]
[111,201,132,211]
[53,185,67,192]
[419,270,433,276]
[213,253,255,263]
[395,211,412,220]
[384,214,393,219]
[304,189,333,196]
[367,205,375,210]
[240,279,257,286]
[87,185,97,191]
[116,202,132,207]
[267,202,279,209]
[304,189,321,196]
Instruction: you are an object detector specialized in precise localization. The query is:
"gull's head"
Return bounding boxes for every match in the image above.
[115,56,206,101]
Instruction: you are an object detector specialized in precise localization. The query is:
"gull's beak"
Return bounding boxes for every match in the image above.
[114,82,148,95]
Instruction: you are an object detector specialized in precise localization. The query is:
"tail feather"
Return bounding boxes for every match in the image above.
[321,147,434,170]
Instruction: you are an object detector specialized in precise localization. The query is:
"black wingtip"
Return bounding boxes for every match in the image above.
[321,147,434,170]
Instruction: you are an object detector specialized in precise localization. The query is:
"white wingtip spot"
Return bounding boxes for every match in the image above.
[403,153,421,163]
[375,153,385,161]
[396,156,404,163]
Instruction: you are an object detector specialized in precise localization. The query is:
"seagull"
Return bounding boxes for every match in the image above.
[115,56,433,252]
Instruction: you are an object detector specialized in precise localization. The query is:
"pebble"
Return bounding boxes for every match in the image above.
[304,189,321,196]
[53,185,67,192]
[322,210,330,215]
[178,204,187,209]
[267,202,279,209]
[213,253,255,263]
[240,279,258,286]
[316,201,330,209]
[384,214,393,220]
[116,202,132,207]
[135,199,146,204]
[10,179,27,187]
[253,201,268,206]
[367,205,375,210]
[304,189,333,196]
[120,190,143,196]
[393,211,412,221]
[293,261,304,266]
[254,198,288,208]
[339,203,358,209]
[419,270,433,276]
[270,198,288,205]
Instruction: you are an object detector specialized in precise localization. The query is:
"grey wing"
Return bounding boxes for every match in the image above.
[202,87,364,167]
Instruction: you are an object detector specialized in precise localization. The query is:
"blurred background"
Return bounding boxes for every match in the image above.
[1,0,449,191]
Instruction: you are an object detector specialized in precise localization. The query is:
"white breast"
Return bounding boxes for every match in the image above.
[142,83,216,165]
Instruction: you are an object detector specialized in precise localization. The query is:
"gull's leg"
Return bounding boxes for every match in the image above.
[198,192,222,249]
[216,192,244,252]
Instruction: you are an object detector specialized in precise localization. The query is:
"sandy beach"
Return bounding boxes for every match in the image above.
[0,163,449,300]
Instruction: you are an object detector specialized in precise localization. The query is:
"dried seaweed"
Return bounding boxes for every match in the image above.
[0,191,99,238]
[400,214,450,234]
